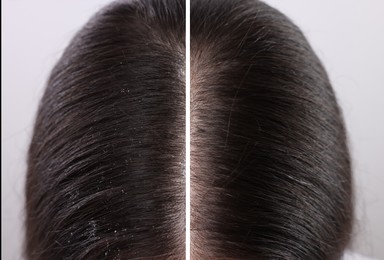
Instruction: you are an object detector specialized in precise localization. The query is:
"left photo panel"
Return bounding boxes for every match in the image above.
[23,1,186,259]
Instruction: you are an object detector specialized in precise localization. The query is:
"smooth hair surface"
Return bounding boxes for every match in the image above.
[191,0,353,259]
[26,0,185,259]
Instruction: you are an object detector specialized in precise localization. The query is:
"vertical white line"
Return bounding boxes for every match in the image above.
[185,0,191,258]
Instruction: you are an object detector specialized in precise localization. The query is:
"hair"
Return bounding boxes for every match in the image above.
[25,0,185,259]
[190,0,353,259]
[26,0,353,259]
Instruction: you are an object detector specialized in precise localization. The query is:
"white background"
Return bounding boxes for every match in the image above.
[2,0,384,259]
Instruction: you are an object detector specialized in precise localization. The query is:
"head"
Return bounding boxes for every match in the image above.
[191,0,353,258]
[26,0,185,259]
[26,0,353,259]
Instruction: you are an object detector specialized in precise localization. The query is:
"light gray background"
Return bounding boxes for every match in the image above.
[2,0,384,259]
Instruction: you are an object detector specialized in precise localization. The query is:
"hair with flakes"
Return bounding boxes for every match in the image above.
[26,0,185,259]
[26,0,353,259]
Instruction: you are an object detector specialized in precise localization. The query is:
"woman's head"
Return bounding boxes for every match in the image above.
[26,0,185,258]
[26,0,353,259]
[191,0,352,258]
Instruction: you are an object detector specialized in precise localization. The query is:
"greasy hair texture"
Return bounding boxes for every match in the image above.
[26,0,353,259]
[25,0,185,259]
[191,0,353,259]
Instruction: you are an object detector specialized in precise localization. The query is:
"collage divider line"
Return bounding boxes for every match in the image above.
[185,0,191,259]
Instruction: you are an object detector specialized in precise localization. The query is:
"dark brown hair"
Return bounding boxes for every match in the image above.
[25,0,185,259]
[26,0,353,259]
[191,0,353,259]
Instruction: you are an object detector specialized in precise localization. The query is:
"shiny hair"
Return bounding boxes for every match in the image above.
[26,0,353,259]
[191,0,353,259]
